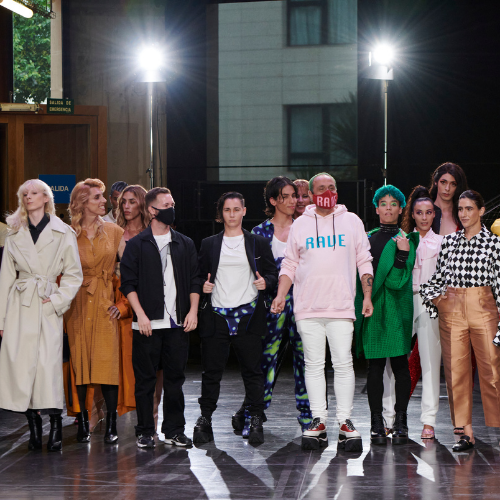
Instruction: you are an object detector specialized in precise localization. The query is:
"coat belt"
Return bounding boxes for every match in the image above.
[82,270,109,295]
[16,272,58,307]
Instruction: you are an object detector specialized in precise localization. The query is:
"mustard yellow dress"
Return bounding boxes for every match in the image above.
[65,222,124,386]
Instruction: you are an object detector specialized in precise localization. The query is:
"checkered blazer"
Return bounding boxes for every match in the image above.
[420,225,500,344]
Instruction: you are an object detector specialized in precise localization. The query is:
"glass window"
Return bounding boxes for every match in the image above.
[288,0,357,46]
[288,100,357,180]
[13,12,51,103]
[328,0,356,44]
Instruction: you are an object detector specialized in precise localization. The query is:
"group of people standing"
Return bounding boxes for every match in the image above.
[0,162,499,455]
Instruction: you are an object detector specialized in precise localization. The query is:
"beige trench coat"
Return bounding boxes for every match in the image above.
[0,215,83,411]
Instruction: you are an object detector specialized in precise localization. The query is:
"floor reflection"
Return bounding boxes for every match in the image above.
[1,368,500,499]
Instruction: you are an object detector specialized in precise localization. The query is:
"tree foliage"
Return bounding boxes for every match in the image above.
[13,10,51,104]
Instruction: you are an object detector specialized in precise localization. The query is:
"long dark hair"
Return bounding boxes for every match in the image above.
[264,176,297,217]
[428,162,468,225]
[401,186,434,233]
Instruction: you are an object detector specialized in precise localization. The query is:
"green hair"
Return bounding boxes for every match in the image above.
[372,184,406,208]
[308,172,336,192]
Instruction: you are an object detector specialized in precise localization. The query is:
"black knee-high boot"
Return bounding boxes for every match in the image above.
[102,384,119,444]
[47,414,63,451]
[26,409,42,450]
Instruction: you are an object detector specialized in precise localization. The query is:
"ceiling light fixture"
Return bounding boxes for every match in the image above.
[0,0,34,18]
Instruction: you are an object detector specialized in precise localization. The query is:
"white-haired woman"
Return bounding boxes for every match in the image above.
[0,179,83,452]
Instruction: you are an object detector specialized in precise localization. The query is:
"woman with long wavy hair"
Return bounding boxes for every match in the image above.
[114,185,154,419]
[65,178,124,444]
[0,179,82,451]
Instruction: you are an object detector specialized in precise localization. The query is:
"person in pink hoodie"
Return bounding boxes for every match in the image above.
[271,173,374,451]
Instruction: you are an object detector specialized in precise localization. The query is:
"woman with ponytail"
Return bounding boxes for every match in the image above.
[401,186,443,439]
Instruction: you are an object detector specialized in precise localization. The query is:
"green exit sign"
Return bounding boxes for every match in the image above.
[47,98,74,114]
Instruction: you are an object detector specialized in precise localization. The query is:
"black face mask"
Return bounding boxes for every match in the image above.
[152,206,175,226]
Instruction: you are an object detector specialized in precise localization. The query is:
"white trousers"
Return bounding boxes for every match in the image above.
[296,318,355,424]
[383,294,441,427]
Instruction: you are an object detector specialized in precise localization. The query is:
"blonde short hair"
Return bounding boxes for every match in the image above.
[6,179,55,231]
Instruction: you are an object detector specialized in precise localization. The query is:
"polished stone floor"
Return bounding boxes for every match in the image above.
[1,366,500,499]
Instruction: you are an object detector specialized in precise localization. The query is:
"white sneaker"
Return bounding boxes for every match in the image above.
[301,417,328,450]
[338,419,363,452]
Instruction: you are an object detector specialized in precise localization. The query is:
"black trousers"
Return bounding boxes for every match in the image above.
[367,355,411,414]
[199,314,265,417]
[132,327,189,438]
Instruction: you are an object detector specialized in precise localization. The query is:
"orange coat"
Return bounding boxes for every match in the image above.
[114,273,136,416]
[63,273,135,416]
[64,222,124,385]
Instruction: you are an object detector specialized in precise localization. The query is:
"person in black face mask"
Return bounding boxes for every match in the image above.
[120,187,201,449]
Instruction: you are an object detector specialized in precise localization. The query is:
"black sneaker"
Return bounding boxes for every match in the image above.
[248,415,264,444]
[302,417,328,450]
[136,434,155,449]
[193,416,214,444]
[164,433,193,447]
[392,411,408,445]
[370,412,388,445]
[232,408,247,431]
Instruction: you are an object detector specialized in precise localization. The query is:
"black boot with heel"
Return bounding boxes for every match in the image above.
[392,411,409,445]
[104,411,118,444]
[26,410,43,450]
[76,409,91,443]
[47,414,63,452]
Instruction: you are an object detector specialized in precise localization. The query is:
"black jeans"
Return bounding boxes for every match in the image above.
[199,313,265,417]
[132,327,189,438]
[367,355,411,414]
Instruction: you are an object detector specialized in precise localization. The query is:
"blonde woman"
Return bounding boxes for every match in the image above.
[0,179,83,452]
[65,178,124,444]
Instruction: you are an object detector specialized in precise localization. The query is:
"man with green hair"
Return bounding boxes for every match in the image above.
[355,184,419,445]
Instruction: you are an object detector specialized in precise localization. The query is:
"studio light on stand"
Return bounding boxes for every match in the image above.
[367,43,394,185]
[0,0,34,18]
[136,44,167,190]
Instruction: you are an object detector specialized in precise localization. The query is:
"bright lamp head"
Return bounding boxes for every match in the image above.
[372,44,394,66]
[139,46,164,71]
[0,0,34,18]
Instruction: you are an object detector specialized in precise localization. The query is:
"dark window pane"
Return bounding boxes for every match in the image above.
[326,102,357,165]
[289,6,322,45]
[290,107,322,153]
[328,0,357,44]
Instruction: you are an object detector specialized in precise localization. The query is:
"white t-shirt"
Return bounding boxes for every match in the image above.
[102,210,116,223]
[271,235,287,260]
[212,235,258,308]
[132,231,179,330]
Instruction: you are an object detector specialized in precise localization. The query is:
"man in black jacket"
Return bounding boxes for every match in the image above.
[120,187,201,449]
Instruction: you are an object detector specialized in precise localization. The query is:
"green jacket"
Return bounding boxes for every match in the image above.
[354,229,419,359]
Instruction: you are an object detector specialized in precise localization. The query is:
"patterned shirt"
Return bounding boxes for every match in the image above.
[419,226,500,342]
[252,219,291,297]
[252,219,284,269]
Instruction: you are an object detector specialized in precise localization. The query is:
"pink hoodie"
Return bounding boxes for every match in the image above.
[280,204,373,321]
